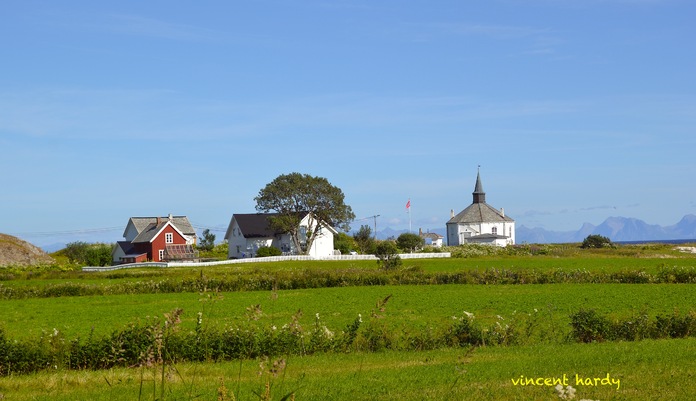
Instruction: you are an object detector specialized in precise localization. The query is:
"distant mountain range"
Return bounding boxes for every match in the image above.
[373,214,696,244]
[517,214,696,244]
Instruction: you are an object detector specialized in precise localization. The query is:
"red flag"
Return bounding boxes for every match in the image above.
[406,199,411,210]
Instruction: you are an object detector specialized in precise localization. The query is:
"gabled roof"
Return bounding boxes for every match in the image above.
[124,215,195,238]
[113,241,146,257]
[447,202,514,225]
[225,212,337,239]
[420,232,444,240]
[132,220,187,243]
[228,213,283,239]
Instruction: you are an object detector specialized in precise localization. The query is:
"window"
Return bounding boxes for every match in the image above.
[492,227,498,235]
[165,233,174,244]
[158,249,165,261]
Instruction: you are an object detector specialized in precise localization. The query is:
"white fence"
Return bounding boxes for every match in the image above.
[82,253,451,272]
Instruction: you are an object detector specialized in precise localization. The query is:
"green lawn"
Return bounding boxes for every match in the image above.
[2,248,695,400]
[2,283,695,340]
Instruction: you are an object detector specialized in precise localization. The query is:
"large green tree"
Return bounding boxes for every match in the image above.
[254,172,355,255]
[396,232,424,253]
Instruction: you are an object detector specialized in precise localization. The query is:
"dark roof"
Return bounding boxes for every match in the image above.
[116,241,136,254]
[447,202,514,224]
[469,233,510,240]
[233,213,282,238]
[114,241,146,257]
[472,169,486,204]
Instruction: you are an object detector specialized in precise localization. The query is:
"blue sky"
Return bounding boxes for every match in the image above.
[2,0,695,247]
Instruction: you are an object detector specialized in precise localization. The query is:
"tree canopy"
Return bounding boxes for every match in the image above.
[396,232,424,253]
[254,172,355,255]
[353,224,376,254]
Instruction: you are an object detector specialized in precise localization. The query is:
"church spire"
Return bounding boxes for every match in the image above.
[472,166,486,204]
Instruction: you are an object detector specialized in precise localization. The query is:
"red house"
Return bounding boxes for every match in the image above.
[112,215,198,264]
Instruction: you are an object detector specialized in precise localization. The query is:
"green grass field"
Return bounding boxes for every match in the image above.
[1,245,695,400]
[2,339,695,400]
[2,283,695,340]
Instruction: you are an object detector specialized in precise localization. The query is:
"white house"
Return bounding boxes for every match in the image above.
[419,228,444,248]
[446,170,515,247]
[224,212,337,258]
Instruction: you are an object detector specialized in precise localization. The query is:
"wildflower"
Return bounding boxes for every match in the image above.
[358,313,362,323]
[463,311,474,319]
[496,315,504,320]
[323,326,334,338]
[316,313,320,320]
[272,325,277,331]
[555,384,578,400]
[197,312,203,325]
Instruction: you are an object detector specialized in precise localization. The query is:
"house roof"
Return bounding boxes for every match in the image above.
[447,202,515,225]
[113,241,147,257]
[225,212,337,239]
[420,232,444,240]
[227,213,282,239]
[469,233,510,240]
[124,215,195,238]
[132,220,187,243]
[448,169,514,225]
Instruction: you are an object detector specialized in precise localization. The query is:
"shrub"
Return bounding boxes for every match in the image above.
[333,232,357,255]
[569,309,612,342]
[580,235,613,249]
[63,242,113,266]
[255,246,282,257]
[375,241,402,270]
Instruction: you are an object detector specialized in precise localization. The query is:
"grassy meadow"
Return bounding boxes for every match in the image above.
[1,243,695,400]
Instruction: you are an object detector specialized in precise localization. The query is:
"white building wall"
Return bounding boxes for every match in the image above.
[124,223,139,242]
[226,214,336,258]
[447,221,515,246]
[309,225,335,257]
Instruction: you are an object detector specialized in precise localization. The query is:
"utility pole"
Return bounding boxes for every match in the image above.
[372,214,380,239]
[352,215,381,238]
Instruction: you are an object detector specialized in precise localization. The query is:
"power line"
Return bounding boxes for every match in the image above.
[8,227,123,237]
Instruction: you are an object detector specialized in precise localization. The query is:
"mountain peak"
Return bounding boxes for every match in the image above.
[518,215,696,244]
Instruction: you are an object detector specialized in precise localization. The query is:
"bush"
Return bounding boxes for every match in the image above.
[375,241,402,270]
[256,246,282,257]
[333,232,357,255]
[63,242,113,266]
[569,309,612,342]
[581,234,613,249]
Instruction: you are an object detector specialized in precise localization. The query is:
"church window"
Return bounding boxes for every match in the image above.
[492,227,498,235]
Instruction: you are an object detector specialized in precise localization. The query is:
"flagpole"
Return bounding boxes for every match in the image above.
[408,198,413,234]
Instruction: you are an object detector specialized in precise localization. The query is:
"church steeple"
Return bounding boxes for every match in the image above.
[472,167,486,204]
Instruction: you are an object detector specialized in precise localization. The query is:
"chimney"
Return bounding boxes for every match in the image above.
[501,208,505,217]
[168,213,173,221]
[156,216,162,226]
[450,209,455,218]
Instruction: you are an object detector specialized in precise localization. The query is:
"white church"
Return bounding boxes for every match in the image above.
[446,169,515,247]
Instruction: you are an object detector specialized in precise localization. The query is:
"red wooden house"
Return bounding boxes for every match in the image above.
[112,216,198,264]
